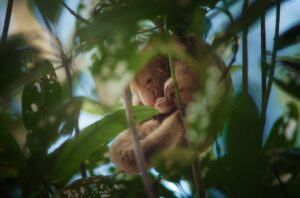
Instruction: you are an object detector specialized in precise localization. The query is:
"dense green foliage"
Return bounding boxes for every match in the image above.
[0,0,299,197]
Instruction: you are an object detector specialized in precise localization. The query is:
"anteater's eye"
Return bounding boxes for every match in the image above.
[146,78,152,85]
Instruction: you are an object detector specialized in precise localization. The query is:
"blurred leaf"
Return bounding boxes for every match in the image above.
[113,173,176,197]
[153,148,196,181]
[265,102,298,149]
[202,156,233,196]
[274,78,300,99]
[49,106,158,180]
[274,55,300,99]
[278,23,300,50]
[0,123,21,155]
[225,94,266,196]
[277,55,300,72]
[32,0,62,23]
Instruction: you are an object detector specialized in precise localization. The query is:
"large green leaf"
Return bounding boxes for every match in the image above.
[49,106,158,180]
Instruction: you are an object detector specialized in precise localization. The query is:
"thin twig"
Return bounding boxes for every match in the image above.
[123,87,154,198]
[242,0,249,96]
[261,0,281,127]
[1,0,14,43]
[59,0,91,25]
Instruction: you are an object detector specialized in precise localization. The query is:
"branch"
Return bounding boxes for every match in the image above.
[123,87,154,198]
[58,41,87,178]
[261,0,281,127]
[272,164,290,198]
[259,10,267,134]
[164,22,206,198]
[242,0,249,96]
[59,0,91,25]
[1,0,14,43]
[136,25,163,35]
[215,6,239,81]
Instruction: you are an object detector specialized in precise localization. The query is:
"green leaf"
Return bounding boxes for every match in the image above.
[49,106,158,180]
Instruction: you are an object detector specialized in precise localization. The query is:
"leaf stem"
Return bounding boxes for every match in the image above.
[1,0,14,43]
[123,87,154,198]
